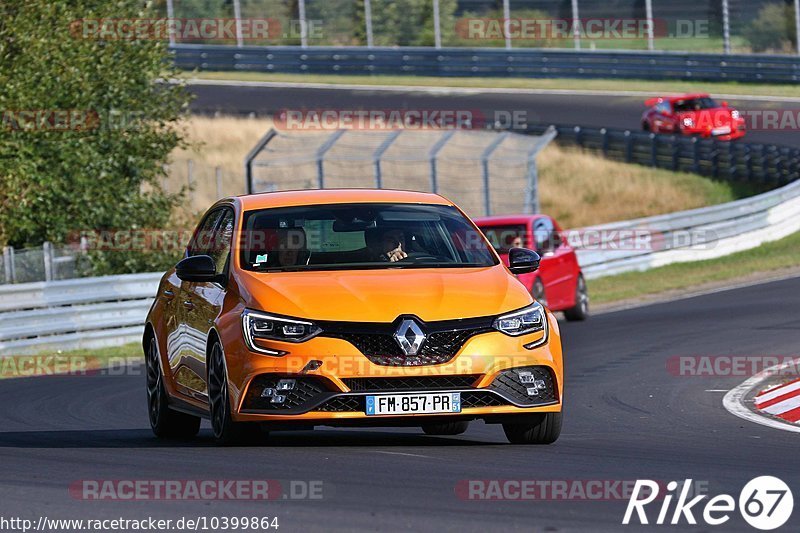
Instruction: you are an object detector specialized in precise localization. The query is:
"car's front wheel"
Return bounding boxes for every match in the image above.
[503,413,562,444]
[421,421,469,436]
[208,340,262,445]
[145,336,201,439]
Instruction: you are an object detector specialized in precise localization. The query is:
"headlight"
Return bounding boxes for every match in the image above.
[242,309,321,355]
[493,302,547,338]
[731,110,740,119]
[682,117,695,128]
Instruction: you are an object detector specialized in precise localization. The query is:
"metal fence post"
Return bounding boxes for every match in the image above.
[298,0,308,48]
[373,130,402,188]
[480,132,510,216]
[503,0,512,50]
[433,0,442,49]
[524,126,557,215]
[722,0,731,54]
[316,129,346,189]
[43,241,53,282]
[428,130,455,194]
[166,0,176,46]
[795,0,800,56]
[364,0,374,48]
[571,0,581,50]
[645,0,655,51]
[3,246,15,284]
[244,129,279,194]
[233,0,244,48]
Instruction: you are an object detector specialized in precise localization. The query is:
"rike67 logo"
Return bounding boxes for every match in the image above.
[623,477,793,530]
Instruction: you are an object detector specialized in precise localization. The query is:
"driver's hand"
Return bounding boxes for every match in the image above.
[386,246,407,262]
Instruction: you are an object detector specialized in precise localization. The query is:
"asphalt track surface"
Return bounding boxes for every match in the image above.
[189,83,800,147]
[1,275,798,532]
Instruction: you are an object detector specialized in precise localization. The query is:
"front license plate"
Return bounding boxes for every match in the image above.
[365,392,461,416]
[712,126,731,135]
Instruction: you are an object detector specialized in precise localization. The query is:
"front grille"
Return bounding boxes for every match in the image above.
[488,366,558,405]
[316,395,362,412]
[242,375,331,412]
[342,375,480,392]
[320,316,493,366]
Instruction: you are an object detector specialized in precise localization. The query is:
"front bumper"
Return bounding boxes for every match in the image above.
[221,312,563,424]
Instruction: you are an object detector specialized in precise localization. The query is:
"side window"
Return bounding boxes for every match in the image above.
[188,209,224,256]
[533,217,556,254]
[656,102,671,114]
[208,209,235,273]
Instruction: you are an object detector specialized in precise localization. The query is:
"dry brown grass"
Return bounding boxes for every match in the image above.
[167,116,742,228]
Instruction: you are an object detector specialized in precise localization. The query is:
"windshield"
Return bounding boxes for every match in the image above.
[478,224,527,254]
[673,97,719,112]
[239,203,498,272]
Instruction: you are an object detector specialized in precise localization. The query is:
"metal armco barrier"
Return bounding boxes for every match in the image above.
[171,44,800,84]
[526,124,800,186]
[2,175,799,353]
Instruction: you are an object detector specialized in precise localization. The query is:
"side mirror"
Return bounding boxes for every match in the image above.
[176,255,218,283]
[508,247,540,275]
[721,101,729,108]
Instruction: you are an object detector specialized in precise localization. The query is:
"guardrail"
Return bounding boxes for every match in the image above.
[526,124,800,186]
[3,174,799,353]
[0,273,161,355]
[171,44,800,84]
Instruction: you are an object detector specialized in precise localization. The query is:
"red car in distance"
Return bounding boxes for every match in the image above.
[641,93,746,141]
[474,215,588,321]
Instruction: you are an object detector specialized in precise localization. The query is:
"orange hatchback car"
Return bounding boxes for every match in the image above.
[144,189,564,445]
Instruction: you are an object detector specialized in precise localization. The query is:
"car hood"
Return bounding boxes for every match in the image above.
[236,265,531,322]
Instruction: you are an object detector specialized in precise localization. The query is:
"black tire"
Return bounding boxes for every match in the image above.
[531,278,547,308]
[208,340,262,446]
[421,421,469,436]
[642,121,650,132]
[503,413,562,445]
[563,274,589,321]
[145,336,201,439]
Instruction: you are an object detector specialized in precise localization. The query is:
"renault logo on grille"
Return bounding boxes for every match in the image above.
[393,319,426,356]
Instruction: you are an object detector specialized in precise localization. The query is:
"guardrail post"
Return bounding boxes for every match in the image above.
[3,246,15,284]
[601,128,609,157]
[43,241,53,282]
[624,131,633,163]
[650,133,657,167]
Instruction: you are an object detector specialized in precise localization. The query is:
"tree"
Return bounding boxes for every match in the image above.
[743,2,797,53]
[0,0,190,273]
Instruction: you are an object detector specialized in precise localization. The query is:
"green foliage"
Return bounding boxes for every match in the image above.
[0,0,190,274]
[743,2,797,53]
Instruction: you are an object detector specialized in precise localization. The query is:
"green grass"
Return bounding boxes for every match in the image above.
[589,230,800,304]
[181,71,800,99]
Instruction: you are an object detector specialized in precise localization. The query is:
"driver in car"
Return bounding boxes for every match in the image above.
[365,227,408,262]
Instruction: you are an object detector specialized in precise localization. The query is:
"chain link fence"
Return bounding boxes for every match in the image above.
[162,0,800,55]
[245,127,557,217]
[2,243,90,285]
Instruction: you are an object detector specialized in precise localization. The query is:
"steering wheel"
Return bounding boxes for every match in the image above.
[397,252,450,262]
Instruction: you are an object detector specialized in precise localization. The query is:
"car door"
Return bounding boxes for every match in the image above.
[186,207,235,401]
[170,208,225,401]
[533,216,573,309]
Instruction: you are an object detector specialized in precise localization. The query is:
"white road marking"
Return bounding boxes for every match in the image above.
[723,358,800,434]
[372,450,432,458]
[705,389,729,392]
[179,78,800,104]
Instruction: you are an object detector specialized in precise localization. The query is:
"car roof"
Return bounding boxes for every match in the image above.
[233,189,453,211]
[648,93,711,106]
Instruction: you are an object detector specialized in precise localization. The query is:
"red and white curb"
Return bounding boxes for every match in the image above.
[755,378,800,423]
[723,358,800,433]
